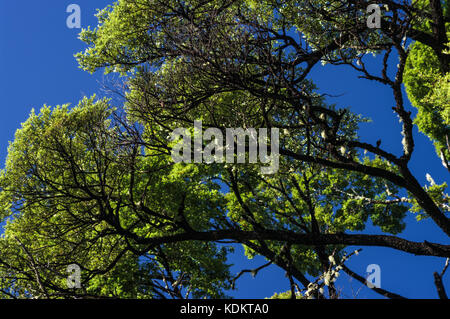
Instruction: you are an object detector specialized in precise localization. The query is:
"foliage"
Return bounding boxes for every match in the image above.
[0,0,449,299]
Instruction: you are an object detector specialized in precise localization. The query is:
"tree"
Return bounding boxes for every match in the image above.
[403,0,450,173]
[0,0,448,299]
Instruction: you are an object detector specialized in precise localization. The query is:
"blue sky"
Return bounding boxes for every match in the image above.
[0,1,448,299]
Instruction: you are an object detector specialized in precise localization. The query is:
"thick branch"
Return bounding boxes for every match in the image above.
[128,229,450,257]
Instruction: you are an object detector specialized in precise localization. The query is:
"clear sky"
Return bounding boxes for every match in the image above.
[0,1,448,299]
